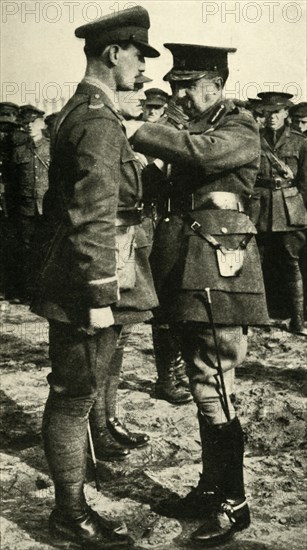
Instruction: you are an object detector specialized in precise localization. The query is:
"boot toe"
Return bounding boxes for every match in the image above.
[49,507,133,548]
[107,418,150,448]
[153,488,219,519]
[91,430,130,462]
[155,384,193,405]
[191,500,250,545]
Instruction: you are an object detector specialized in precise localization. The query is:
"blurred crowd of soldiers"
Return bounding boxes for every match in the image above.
[1,92,306,326]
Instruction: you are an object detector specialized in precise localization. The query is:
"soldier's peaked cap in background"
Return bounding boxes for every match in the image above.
[163,43,237,81]
[0,102,19,116]
[19,105,45,122]
[257,92,294,111]
[144,88,170,106]
[75,6,160,58]
[290,102,307,118]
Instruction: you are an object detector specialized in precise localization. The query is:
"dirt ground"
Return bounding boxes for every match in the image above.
[0,303,306,550]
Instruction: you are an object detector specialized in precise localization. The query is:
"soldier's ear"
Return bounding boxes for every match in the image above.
[213,77,223,91]
[107,44,121,66]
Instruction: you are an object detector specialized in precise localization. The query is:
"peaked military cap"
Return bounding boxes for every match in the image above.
[75,6,160,58]
[257,92,294,111]
[163,43,237,81]
[0,116,18,127]
[19,104,45,122]
[144,88,170,106]
[290,102,307,118]
[0,102,19,117]
[247,97,265,115]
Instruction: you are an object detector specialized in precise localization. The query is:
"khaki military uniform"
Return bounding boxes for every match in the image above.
[32,81,157,327]
[136,99,269,327]
[250,126,307,328]
[12,134,50,299]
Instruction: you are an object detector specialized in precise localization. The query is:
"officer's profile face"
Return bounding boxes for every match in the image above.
[172,76,222,117]
[292,116,307,134]
[29,117,45,140]
[265,108,288,130]
[143,104,166,122]
[117,88,145,119]
[112,44,145,91]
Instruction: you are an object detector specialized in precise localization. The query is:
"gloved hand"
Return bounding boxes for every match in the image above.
[89,306,114,330]
[78,306,115,335]
[164,98,189,129]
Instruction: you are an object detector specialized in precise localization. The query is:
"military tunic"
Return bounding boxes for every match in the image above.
[134,99,269,326]
[13,135,50,216]
[32,81,158,326]
[250,126,307,232]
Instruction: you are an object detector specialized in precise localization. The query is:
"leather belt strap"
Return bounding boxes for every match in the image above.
[115,209,142,226]
[255,179,294,190]
[188,216,253,251]
[165,192,246,216]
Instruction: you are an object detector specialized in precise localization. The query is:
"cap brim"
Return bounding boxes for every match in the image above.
[262,104,291,112]
[0,117,18,126]
[133,40,160,58]
[145,100,167,107]
[163,70,209,82]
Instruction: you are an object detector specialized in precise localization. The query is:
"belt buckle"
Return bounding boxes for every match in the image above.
[191,220,201,232]
[273,178,282,191]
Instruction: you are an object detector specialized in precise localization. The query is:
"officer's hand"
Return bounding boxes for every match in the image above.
[165,98,189,130]
[89,307,114,329]
[122,119,144,139]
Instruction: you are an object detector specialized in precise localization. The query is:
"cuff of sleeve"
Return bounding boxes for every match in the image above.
[85,279,119,308]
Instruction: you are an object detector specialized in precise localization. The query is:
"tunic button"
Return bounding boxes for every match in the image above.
[221,227,228,234]
[94,94,100,99]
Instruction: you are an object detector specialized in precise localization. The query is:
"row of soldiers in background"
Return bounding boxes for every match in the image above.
[0,102,53,304]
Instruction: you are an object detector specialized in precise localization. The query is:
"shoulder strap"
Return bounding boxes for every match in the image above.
[261,136,293,178]
[51,96,89,153]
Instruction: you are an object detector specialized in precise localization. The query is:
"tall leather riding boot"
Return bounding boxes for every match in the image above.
[152,324,192,404]
[287,278,306,335]
[153,412,226,519]
[192,417,250,546]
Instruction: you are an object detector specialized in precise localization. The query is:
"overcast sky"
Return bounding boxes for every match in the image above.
[1,0,306,112]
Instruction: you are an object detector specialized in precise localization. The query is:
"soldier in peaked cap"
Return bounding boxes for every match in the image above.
[290,102,307,136]
[11,104,49,303]
[246,98,266,128]
[249,92,307,335]
[129,42,269,545]
[18,104,45,127]
[142,88,170,122]
[31,6,159,548]
[0,102,19,122]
